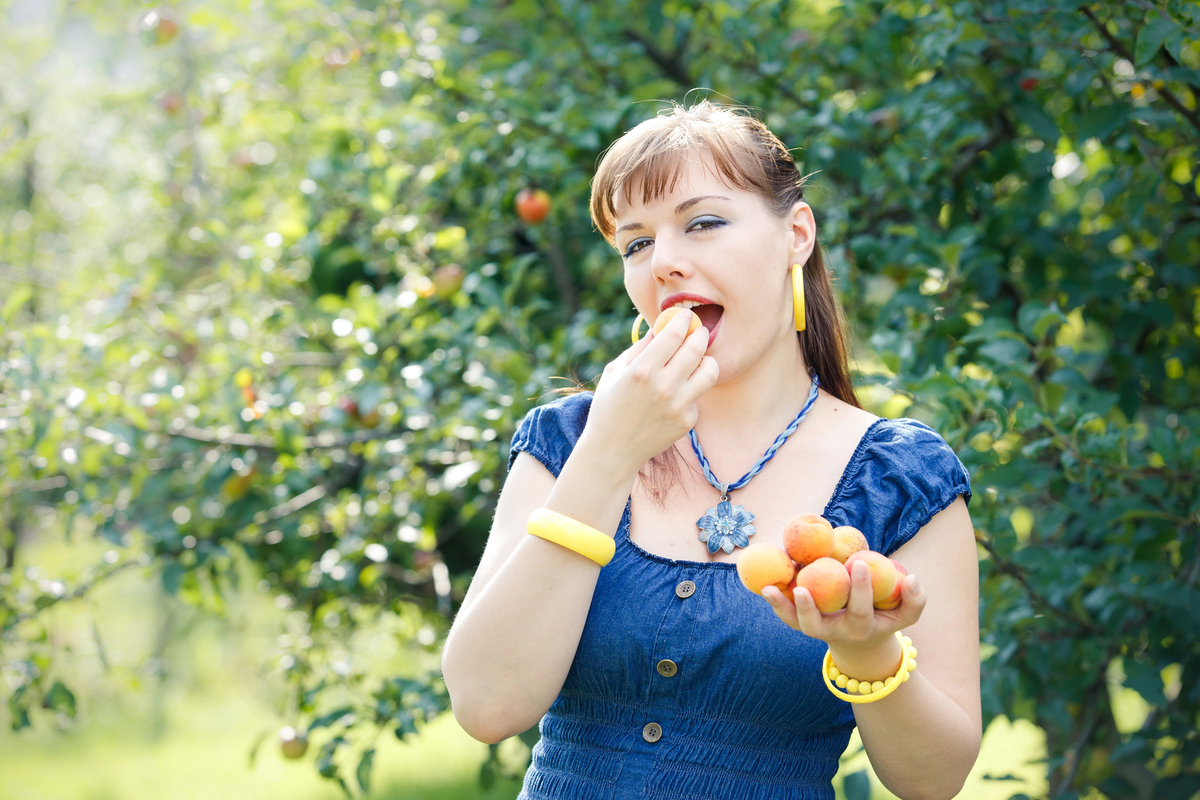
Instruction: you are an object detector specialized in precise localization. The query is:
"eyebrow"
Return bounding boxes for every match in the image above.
[615,195,732,234]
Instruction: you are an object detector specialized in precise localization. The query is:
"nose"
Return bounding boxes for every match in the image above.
[649,233,695,285]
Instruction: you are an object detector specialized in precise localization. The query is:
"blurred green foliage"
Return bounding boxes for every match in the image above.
[1,0,1197,797]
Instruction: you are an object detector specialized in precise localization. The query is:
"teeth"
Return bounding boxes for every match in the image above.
[671,300,704,309]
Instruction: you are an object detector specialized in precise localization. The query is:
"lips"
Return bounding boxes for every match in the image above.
[660,293,724,349]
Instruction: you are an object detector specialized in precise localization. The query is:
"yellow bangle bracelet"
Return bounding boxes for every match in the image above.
[822,632,917,704]
[526,508,616,567]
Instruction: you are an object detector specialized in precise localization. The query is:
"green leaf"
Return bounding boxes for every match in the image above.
[309,706,354,730]
[517,723,541,748]
[1134,17,1179,65]
[1163,29,1186,63]
[1123,658,1165,705]
[356,747,375,793]
[1077,104,1128,142]
[1155,774,1200,800]
[978,339,1028,365]
[161,562,185,595]
[41,680,76,718]
[1018,301,1064,340]
[1015,102,1059,142]
[1040,382,1066,413]
[316,736,347,779]
[247,727,270,767]
[1,286,32,321]
[8,685,31,731]
[844,769,871,800]
[479,757,496,791]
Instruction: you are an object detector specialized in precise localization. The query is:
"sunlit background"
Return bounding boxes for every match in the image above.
[2,0,1197,798]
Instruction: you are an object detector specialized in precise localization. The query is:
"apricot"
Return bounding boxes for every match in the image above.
[736,544,796,597]
[782,514,834,567]
[793,557,852,613]
[874,560,909,610]
[652,307,703,337]
[830,525,868,564]
[844,550,899,606]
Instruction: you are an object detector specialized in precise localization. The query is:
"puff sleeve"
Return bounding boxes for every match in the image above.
[825,418,972,556]
[505,392,594,478]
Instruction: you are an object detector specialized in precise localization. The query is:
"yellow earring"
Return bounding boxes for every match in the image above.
[793,264,806,332]
[631,313,647,344]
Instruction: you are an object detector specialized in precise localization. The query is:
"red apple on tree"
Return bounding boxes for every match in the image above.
[339,397,360,419]
[515,187,551,224]
[160,91,184,115]
[432,263,464,298]
[279,726,308,759]
[155,17,179,45]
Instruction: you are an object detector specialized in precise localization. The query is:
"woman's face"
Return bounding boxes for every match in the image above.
[612,154,815,381]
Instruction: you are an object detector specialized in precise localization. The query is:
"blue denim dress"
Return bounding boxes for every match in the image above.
[505,392,971,800]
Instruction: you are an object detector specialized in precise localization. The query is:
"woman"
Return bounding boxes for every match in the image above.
[442,101,981,800]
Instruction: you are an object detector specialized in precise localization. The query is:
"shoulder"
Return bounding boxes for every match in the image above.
[865,417,960,452]
[829,417,972,555]
[506,391,594,477]
[856,417,971,490]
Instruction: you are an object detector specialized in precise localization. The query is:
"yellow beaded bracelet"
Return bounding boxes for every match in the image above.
[822,632,917,704]
[526,508,616,567]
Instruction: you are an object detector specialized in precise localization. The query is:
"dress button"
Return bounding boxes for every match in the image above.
[675,580,696,598]
[656,659,678,677]
[642,722,663,743]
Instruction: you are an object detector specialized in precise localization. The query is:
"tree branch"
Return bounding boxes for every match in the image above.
[164,422,406,453]
[1078,5,1200,137]
[950,112,1016,185]
[1051,677,1106,797]
[622,28,696,88]
[976,530,1101,633]
[1,560,140,635]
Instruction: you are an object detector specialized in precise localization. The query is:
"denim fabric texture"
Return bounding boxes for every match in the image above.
[505,391,972,800]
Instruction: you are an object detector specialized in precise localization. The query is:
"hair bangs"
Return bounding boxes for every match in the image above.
[590,104,775,243]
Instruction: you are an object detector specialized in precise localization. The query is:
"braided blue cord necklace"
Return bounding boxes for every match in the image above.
[691,373,821,555]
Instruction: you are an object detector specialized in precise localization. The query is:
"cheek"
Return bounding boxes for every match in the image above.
[624,268,654,313]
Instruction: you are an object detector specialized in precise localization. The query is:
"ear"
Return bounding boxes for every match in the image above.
[787,202,817,266]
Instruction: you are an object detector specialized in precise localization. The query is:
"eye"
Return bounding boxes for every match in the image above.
[622,237,652,259]
[691,217,724,232]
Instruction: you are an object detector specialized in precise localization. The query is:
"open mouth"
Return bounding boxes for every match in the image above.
[691,304,724,332]
[660,296,724,349]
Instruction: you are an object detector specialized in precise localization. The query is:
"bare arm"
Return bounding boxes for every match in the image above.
[845,498,981,800]
[441,310,718,744]
[440,439,639,744]
[763,497,981,800]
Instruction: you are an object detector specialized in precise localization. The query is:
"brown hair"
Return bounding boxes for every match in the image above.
[589,101,860,505]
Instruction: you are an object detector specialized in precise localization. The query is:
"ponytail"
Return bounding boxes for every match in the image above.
[802,244,860,409]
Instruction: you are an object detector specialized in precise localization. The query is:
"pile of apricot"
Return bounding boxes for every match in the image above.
[735,515,907,613]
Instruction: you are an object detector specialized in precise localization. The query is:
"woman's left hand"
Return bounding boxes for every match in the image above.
[761,560,926,678]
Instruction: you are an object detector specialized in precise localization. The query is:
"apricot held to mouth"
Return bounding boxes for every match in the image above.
[653,307,703,337]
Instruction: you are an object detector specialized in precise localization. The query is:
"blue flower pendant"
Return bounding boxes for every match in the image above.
[697,499,756,555]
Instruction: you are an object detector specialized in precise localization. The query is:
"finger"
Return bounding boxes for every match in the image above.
[684,354,720,396]
[896,573,926,623]
[761,586,801,631]
[789,586,830,638]
[844,561,876,633]
[634,308,699,369]
[664,325,712,382]
[616,328,655,366]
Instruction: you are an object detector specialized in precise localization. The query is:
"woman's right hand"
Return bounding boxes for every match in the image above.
[584,309,719,470]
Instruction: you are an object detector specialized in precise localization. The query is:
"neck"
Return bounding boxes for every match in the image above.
[693,335,814,449]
